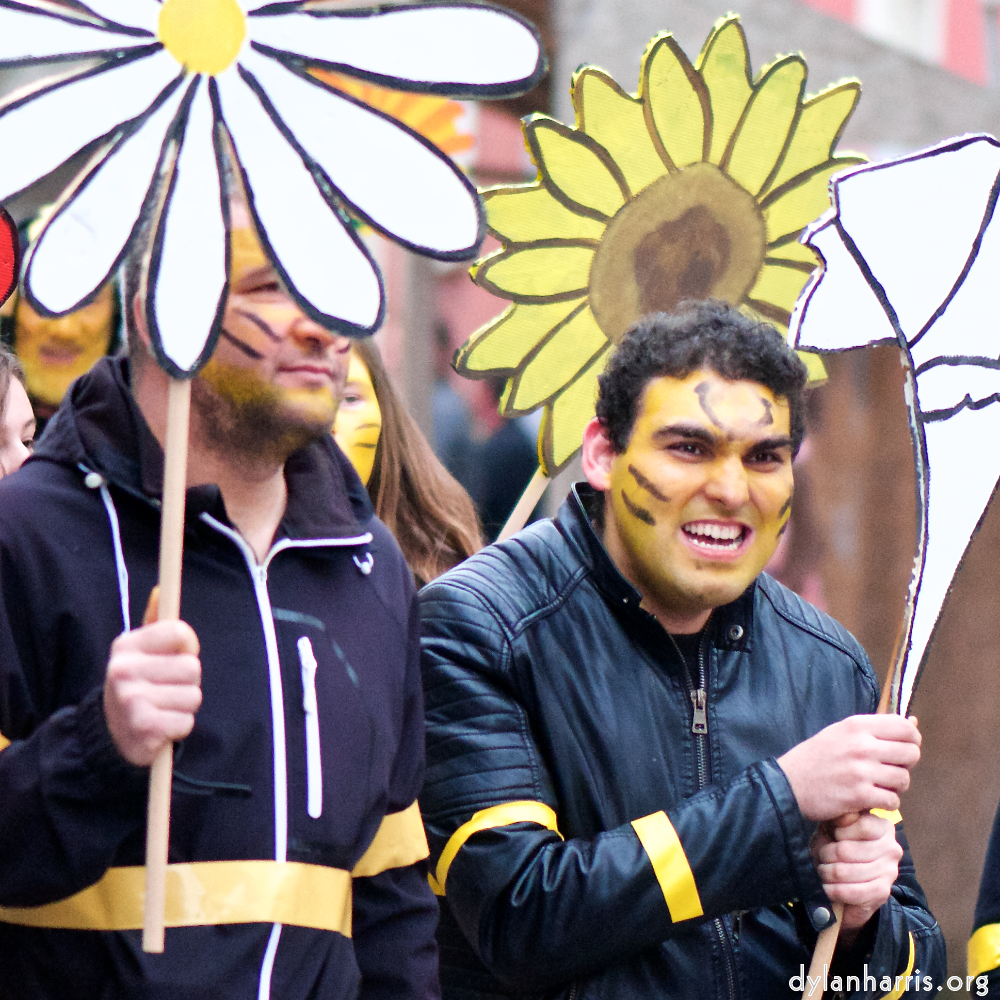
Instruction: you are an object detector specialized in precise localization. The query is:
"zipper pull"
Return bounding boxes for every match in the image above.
[690,689,708,735]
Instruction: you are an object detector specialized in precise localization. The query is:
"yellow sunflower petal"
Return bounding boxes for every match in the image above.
[484,184,607,244]
[762,158,864,245]
[455,301,587,376]
[797,350,828,383]
[763,81,861,196]
[642,33,710,170]
[525,116,629,217]
[573,67,665,194]
[766,242,819,268]
[746,261,812,316]
[507,306,609,412]
[539,344,613,475]
[473,245,595,301]
[723,56,806,197]
[696,16,753,166]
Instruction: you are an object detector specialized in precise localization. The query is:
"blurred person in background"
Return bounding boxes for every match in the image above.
[0,347,34,477]
[432,322,475,493]
[335,337,482,586]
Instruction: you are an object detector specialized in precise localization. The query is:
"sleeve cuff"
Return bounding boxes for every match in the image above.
[74,686,148,796]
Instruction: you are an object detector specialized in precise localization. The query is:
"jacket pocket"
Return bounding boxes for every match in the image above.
[297,636,323,819]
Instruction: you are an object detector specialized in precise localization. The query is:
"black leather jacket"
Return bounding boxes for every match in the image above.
[419,485,944,999]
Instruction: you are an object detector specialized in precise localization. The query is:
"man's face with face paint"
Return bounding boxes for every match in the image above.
[193,211,352,456]
[597,369,794,628]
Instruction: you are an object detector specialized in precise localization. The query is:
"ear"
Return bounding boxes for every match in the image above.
[131,290,153,352]
[581,416,616,491]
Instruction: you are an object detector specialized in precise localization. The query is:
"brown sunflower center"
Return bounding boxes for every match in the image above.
[589,162,766,343]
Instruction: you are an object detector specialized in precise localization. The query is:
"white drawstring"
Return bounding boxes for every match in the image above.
[98,482,131,634]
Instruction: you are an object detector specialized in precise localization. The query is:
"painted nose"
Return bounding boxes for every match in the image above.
[288,312,344,354]
[704,456,750,510]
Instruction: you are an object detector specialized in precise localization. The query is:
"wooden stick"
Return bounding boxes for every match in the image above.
[801,663,898,998]
[143,377,192,954]
[497,467,549,542]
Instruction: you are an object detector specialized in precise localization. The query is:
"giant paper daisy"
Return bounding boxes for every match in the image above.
[0,0,544,377]
[456,15,863,474]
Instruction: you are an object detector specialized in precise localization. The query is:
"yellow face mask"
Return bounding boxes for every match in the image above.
[333,351,382,486]
[607,369,794,620]
[14,284,115,407]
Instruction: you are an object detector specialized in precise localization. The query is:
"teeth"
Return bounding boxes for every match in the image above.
[684,522,742,541]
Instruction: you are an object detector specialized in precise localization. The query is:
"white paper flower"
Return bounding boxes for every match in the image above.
[790,133,1000,714]
[0,0,545,375]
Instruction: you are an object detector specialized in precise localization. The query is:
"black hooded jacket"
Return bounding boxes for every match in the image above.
[0,357,439,999]
[419,485,944,1000]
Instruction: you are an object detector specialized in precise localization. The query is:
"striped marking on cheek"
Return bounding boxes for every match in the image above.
[621,490,656,526]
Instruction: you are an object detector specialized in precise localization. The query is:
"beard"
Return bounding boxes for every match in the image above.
[192,360,336,466]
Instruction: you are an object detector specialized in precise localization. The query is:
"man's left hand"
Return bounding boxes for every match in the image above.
[812,811,901,946]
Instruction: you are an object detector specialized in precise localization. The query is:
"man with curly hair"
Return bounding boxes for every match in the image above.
[419,300,944,999]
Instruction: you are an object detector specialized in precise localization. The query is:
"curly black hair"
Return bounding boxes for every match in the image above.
[595,300,808,454]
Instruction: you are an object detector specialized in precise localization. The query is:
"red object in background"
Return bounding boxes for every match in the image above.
[0,208,18,308]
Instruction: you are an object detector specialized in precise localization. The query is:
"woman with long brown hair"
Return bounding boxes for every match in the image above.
[334,338,481,586]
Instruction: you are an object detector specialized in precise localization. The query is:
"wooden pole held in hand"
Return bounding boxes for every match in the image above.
[143,378,192,954]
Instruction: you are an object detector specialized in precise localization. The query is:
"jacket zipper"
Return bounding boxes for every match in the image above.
[297,636,323,819]
[685,638,739,1000]
[200,515,371,1000]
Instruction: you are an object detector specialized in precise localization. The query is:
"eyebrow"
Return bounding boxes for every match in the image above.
[650,422,794,451]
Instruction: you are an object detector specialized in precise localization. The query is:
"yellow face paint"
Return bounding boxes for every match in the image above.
[607,370,794,620]
[14,284,115,407]
[333,351,382,486]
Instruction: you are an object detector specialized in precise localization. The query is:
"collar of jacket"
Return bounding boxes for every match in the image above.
[559,482,755,653]
[31,356,374,542]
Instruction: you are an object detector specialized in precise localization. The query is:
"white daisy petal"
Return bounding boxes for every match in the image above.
[242,50,480,257]
[26,81,191,316]
[74,0,159,35]
[0,2,154,65]
[149,81,228,375]
[216,69,382,333]
[248,3,543,96]
[0,49,181,202]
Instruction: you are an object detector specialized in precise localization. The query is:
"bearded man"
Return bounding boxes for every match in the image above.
[0,199,438,999]
[419,301,944,999]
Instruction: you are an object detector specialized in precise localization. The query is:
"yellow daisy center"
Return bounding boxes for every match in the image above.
[159,0,246,76]
[588,162,766,343]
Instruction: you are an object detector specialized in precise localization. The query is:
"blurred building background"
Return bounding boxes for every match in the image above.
[6,0,1000,981]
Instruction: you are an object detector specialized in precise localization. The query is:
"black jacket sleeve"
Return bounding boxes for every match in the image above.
[354,588,440,1000]
[0,539,147,907]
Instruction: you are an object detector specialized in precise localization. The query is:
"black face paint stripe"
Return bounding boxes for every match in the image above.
[628,464,670,503]
[779,495,792,518]
[220,328,264,360]
[621,490,656,526]
[777,521,789,537]
[695,381,725,430]
[757,397,774,426]
[234,308,282,344]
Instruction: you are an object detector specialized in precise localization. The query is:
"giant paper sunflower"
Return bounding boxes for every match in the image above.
[457,15,864,475]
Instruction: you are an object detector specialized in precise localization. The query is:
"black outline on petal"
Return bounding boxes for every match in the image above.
[145,77,232,380]
[0,0,154,69]
[212,74,386,340]
[248,0,547,100]
[472,242,597,304]
[241,54,485,261]
[0,43,167,203]
[71,0,157,38]
[22,71,188,318]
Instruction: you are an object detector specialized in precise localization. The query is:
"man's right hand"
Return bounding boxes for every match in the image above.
[777,714,921,822]
[103,619,202,767]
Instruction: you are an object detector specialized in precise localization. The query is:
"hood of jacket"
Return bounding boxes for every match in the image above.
[32,356,374,542]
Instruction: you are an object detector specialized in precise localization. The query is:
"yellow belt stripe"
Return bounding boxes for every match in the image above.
[880,933,915,999]
[970,923,1000,977]
[0,861,352,934]
[352,802,429,878]
[429,801,561,896]
[631,811,703,922]
[871,808,903,825]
